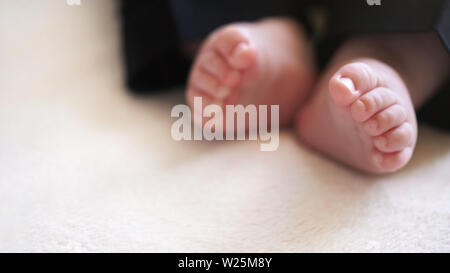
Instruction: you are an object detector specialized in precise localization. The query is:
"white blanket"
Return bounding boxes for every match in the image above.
[1,0,449,252]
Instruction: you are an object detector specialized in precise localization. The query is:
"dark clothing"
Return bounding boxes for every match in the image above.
[318,0,450,65]
[120,0,449,130]
[169,0,310,42]
[327,0,449,48]
[120,0,309,93]
[120,1,190,92]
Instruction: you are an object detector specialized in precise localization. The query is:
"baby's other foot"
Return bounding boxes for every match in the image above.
[186,18,316,130]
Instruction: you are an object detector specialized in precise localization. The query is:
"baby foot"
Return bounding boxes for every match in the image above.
[296,60,417,174]
[186,18,316,129]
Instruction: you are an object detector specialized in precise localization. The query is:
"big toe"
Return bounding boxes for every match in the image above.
[329,62,380,107]
[211,26,258,69]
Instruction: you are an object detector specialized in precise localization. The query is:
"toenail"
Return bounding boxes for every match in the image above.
[338,76,356,93]
[216,86,230,99]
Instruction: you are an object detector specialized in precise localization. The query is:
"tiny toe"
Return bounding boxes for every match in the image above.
[229,42,258,69]
[372,147,413,173]
[186,87,216,109]
[373,122,414,153]
[199,51,229,81]
[190,69,220,96]
[214,26,250,58]
[351,87,398,122]
[186,89,220,128]
[363,104,407,136]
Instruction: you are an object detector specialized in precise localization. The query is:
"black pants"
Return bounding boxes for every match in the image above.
[120,0,310,92]
[120,0,450,130]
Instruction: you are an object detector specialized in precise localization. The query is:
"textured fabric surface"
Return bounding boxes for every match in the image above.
[1,0,449,252]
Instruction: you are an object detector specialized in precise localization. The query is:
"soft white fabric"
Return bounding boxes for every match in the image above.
[1,0,449,252]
